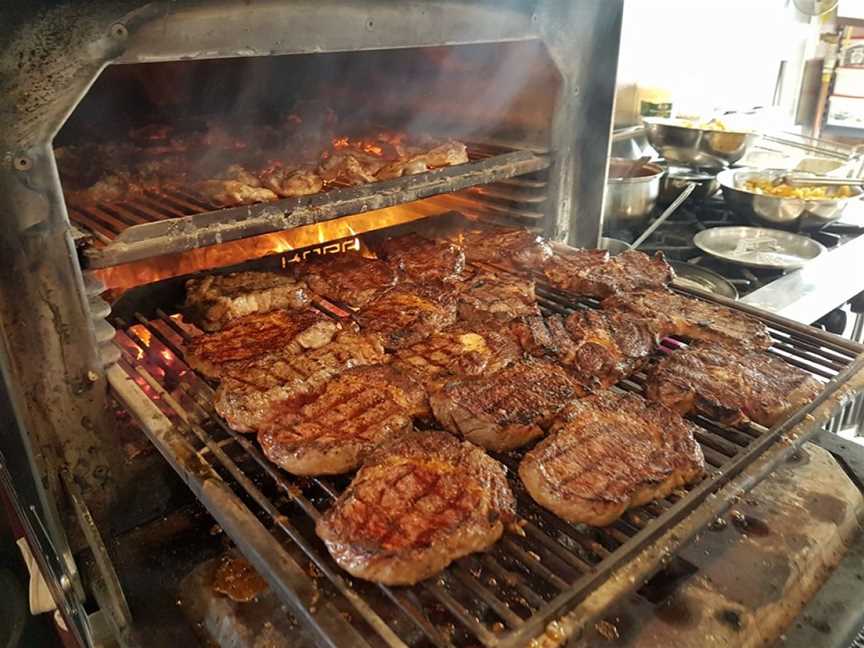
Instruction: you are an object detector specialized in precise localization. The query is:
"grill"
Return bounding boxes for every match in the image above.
[71,143,550,268]
[106,258,864,648]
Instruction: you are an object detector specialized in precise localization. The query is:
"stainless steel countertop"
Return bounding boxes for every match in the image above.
[741,227,864,324]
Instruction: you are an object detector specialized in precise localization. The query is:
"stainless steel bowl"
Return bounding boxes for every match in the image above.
[603,158,665,230]
[644,118,760,169]
[717,168,864,232]
[659,166,720,206]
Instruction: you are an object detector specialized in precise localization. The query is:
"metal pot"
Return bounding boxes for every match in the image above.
[717,168,864,232]
[659,166,720,206]
[644,118,760,169]
[603,158,665,230]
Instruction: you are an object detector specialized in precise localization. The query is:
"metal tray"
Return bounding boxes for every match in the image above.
[694,226,826,270]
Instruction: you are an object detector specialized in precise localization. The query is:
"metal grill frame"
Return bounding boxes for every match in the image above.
[107,275,864,648]
[73,145,550,269]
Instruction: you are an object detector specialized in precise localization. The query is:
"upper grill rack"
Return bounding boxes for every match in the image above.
[67,143,549,269]
[107,282,863,648]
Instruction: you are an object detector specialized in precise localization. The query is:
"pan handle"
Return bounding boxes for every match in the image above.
[630,182,696,250]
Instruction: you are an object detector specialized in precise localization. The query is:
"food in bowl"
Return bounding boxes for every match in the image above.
[742,179,856,200]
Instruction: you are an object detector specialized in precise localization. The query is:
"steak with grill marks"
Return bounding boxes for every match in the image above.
[299,253,398,308]
[543,249,672,298]
[355,283,459,351]
[459,227,555,272]
[213,330,387,433]
[393,322,522,393]
[257,365,429,475]
[644,343,823,427]
[554,309,659,388]
[185,308,339,379]
[601,289,773,350]
[429,359,586,451]
[378,233,466,284]
[519,390,705,526]
[315,429,516,585]
[456,271,539,324]
[185,271,311,331]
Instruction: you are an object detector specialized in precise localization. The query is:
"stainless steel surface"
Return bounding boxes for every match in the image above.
[718,168,864,231]
[602,159,665,229]
[742,233,864,324]
[659,166,720,205]
[670,261,739,299]
[643,117,761,169]
[694,226,826,270]
[629,181,695,249]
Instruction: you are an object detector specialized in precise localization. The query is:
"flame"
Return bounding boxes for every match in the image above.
[92,200,447,292]
[332,136,349,149]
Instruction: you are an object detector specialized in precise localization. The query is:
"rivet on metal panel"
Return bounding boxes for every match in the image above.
[87,371,100,383]
[13,156,32,171]
[109,23,128,40]
[60,574,72,592]
[365,18,374,31]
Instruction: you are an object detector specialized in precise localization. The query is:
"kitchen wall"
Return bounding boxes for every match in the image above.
[615,0,819,126]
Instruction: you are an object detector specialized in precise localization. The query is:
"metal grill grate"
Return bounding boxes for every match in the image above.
[107,279,864,648]
[69,143,550,269]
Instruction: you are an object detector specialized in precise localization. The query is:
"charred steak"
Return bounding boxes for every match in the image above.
[456,271,539,324]
[185,308,339,379]
[316,429,516,585]
[554,309,659,388]
[460,227,555,272]
[355,283,458,351]
[379,233,466,284]
[258,365,428,476]
[185,271,310,331]
[543,249,672,298]
[520,390,705,526]
[430,359,585,451]
[393,322,522,392]
[602,289,773,350]
[644,343,823,427]
[300,253,398,308]
[213,330,387,433]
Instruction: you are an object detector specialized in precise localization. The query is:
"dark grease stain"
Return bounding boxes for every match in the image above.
[717,608,743,631]
[730,511,772,537]
[653,594,700,627]
[806,493,847,525]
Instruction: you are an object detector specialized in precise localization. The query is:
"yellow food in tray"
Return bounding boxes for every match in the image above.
[743,179,856,200]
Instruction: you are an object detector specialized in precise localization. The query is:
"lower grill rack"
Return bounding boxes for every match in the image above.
[107,286,864,648]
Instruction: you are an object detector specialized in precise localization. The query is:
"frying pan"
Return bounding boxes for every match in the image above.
[669,261,739,300]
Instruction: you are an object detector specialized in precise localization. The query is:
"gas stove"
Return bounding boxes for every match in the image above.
[605,196,864,335]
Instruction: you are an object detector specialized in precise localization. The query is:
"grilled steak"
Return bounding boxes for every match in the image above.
[213,330,387,432]
[379,233,466,284]
[460,227,554,271]
[300,253,398,308]
[355,284,458,351]
[185,271,310,331]
[430,359,585,451]
[185,308,339,379]
[555,309,659,388]
[316,429,516,585]
[644,343,823,427]
[520,390,705,526]
[258,365,428,475]
[456,271,539,324]
[543,249,672,298]
[602,289,773,350]
[393,322,522,392]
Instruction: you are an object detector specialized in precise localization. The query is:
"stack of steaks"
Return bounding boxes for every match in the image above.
[178,225,824,585]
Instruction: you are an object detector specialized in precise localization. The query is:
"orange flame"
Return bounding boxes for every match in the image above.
[92,201,446,292]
